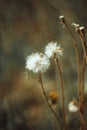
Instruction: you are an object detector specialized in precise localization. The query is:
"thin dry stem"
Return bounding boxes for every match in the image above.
[65,23,86,130]
[54,55,67,130]
[79,30,87,63]
[81,57,86,107]
[38,73,62,130]
[59,17,81,99]
[64,22,81,100]
[79,111,86,130]
[64,20,86,130]
[78,32,86,130]
[78,34,86,106]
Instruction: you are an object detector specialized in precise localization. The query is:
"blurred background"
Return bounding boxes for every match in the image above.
[0,0,87,130]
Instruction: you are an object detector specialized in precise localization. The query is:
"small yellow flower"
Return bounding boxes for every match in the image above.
[49,91,58,104]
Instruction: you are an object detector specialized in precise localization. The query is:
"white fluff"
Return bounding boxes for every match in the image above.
[68,100,79,113]
[26,52,50,73]
[45,42,63,58]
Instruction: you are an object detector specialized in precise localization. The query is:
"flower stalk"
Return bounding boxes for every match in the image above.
[38,72,62,130]
[75,26,86,130]
[77,27,86,107]
[59,16,81,102]
[79,27,87,63]
[54,54,67,130]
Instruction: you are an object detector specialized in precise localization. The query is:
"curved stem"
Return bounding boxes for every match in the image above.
[38,73,62,130]
[64,22,86,130]
[64,22,81,101]
[78,34,86,130]
[79,33,87,63]
[54,55,67,130]
[79,35,86,107]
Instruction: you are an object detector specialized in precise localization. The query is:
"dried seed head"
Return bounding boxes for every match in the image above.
[79,26,85,30]
[79,26,85,36]
[72,23,80,33]
[59,15,65,25]
[72,23,80,28]
[68,99,79,113]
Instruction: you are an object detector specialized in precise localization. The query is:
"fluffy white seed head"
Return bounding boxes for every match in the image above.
[45,42,63,58]
[25,52,50,73]
[68,99,79,113]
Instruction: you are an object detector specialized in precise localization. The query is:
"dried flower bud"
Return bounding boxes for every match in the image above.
[72,23,80,33]
[68,99,79,113]
[79,26,85,36]
[72,23,80,28]
[49,91,58,104]
[59,15,65,25]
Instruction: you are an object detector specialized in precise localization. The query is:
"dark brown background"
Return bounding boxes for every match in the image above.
[0,0,87,130]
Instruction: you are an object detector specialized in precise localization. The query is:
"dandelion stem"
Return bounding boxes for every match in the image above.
[54,54,67,130]
[79,29,87,63]
[38,73,62,130]
[64,21,81,101]
[77,31,86,130]
[59,16,81,100]
[64,23,86,130]
[81,57,86,108]
[79,112,86,130]
[78,32,86,107]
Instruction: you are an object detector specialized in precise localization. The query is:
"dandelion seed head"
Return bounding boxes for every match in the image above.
[25,52,50,73]
[45,42,63,58]
[68,99,79,113]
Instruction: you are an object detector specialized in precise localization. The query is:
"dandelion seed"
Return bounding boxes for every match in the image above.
[45,42,63,58]
[68,99,79,113]
[25,52,50,73]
